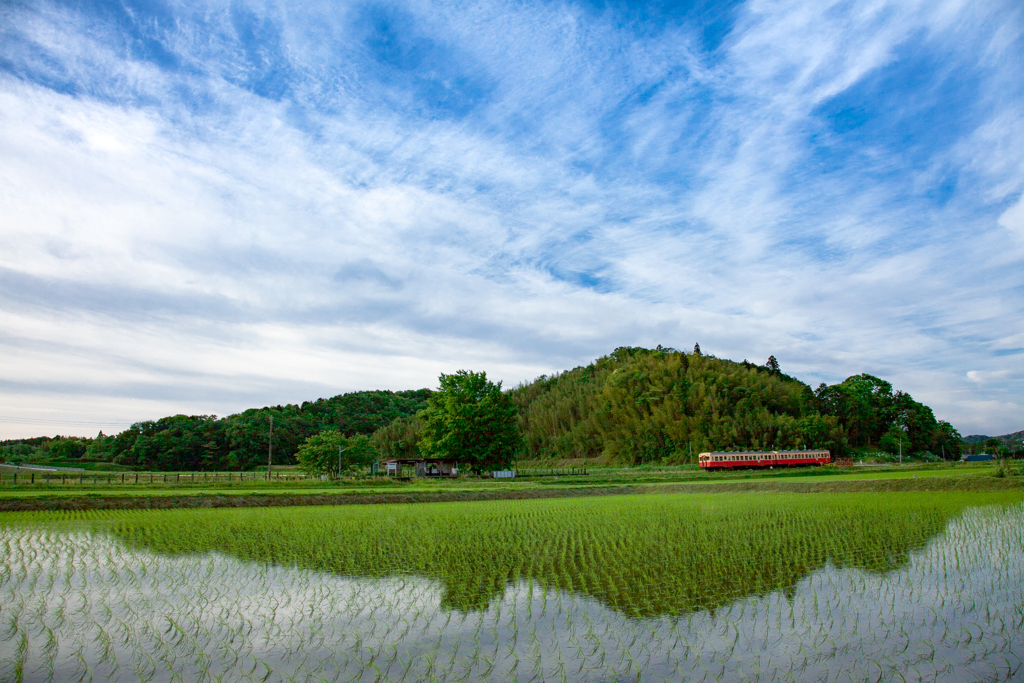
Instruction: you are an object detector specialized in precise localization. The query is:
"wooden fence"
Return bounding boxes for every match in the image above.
[0,471,310,486]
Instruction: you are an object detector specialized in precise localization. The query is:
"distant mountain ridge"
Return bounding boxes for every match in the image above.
[962,430,1024,445]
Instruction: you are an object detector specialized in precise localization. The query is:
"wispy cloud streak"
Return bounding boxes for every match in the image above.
[1,0,1022,437]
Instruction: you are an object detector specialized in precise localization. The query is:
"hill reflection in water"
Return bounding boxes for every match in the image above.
[1,492,1023,682]
[111,491,992,615]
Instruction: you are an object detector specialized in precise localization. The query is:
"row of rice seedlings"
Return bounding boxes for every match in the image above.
[89,491,1017,616]
[0,491,1022,681]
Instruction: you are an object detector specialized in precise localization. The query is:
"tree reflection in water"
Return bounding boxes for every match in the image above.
[0,491,1021,682]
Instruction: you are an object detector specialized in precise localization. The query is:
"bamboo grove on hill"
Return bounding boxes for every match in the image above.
[511,346,962,463]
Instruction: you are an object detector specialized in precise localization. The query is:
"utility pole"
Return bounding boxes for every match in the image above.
[337,447,347,479]
[899,437,902,466]
[268,415,273,480]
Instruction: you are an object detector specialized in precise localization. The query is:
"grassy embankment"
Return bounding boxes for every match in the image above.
[0,460,1020,511]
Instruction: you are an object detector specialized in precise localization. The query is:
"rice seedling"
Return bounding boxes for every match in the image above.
[0,491,1022,681]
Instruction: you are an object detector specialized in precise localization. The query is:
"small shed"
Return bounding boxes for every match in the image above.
[381,458,459,478]
[961,454,994,462]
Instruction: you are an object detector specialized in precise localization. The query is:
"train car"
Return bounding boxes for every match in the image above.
[697,449,831,470]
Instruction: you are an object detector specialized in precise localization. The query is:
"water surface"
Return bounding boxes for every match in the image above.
[1,492,1022,682]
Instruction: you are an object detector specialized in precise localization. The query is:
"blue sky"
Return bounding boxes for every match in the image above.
[1,0,1022,439]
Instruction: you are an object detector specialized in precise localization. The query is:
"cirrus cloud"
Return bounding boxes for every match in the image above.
[0,0,1022,438]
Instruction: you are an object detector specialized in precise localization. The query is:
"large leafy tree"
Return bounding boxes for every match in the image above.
[418,370,522,472]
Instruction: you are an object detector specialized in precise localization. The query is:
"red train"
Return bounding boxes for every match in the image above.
[698,449,831,470]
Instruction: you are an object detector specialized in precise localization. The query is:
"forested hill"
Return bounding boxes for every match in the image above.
[1,390,431,471]
[3,346,967,470]
[511,346,962,463]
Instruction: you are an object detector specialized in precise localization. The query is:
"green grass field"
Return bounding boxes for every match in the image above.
[0,461,1017,510]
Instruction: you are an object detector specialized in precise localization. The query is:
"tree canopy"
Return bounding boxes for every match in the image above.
[370,415,423,460]
[418,370,522,472]
[295,432,376,477]
[12,389,431,472]
[813,374,962,458]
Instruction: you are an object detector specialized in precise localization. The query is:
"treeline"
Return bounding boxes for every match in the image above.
[3,390,430,471]
[2,346,983,470]
[511,346,964,463]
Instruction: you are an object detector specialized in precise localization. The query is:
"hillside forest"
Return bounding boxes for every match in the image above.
[1,346,999,471]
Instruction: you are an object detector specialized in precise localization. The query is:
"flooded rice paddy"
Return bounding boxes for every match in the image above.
[1,491,1023,682]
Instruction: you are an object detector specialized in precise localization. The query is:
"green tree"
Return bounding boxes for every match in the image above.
[418,370,522,472]
[84,431,118,462]
[879,425,910,457]
[115,415,225,471]
[50,437,88,460]
[296,431,376,477]
[371,415,423,459]
[932,421,963,460]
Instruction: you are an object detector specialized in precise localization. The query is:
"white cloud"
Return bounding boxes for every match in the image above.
[998,193,1024,239]
[966,370,1012,384]
[0,0,1022,437]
